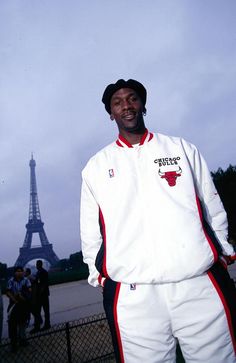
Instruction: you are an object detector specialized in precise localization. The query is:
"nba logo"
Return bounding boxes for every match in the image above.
[130,283,136,290]
[109,169,114,178]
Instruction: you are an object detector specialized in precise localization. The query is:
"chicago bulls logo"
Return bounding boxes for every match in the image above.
[158,167,182,187]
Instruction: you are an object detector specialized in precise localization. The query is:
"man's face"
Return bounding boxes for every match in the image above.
[110,88,144,133]
[15,269,24,279]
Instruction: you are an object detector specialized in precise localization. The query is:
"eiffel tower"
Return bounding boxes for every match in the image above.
[15,155,59,267]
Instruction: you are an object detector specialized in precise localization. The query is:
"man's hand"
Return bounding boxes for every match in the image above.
[221,255,236,266]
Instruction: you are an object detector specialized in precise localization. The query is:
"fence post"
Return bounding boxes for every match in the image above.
[65,322,72,363]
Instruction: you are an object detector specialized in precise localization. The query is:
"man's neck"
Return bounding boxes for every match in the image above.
[119,127,147,145]
[15,277,22,282]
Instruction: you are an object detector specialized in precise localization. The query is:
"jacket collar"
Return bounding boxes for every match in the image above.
[116,129,153,148]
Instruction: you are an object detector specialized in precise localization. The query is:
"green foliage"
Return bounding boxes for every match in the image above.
[52,251,86,272]
[48,251,89,285]
[54,258,71,271]
[69,251,84,269]
[0,262,7,279]
[49,264,89,286]
[211,164,236,242]
[0,261,8,292]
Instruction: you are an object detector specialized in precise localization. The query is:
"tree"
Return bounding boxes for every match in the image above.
[0,262,7,279]
[69,251,84,270]
[211,164,236,244]
[53,258,71,271]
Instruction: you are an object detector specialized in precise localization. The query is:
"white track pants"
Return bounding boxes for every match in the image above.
[103,263,236,362]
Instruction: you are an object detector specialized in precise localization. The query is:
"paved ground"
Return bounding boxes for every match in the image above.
[228,262,236,281]
[2,263,236,339]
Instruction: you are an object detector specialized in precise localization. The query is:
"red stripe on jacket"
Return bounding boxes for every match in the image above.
[99,208,109,278]
[195,195,218,262]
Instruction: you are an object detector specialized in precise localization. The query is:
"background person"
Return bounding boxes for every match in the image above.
[0,284,3,344]
[6,266,31,352]
[30,260,51,333]
[24,267,37,328]
[24,267,34,283]
[81,79,236,363]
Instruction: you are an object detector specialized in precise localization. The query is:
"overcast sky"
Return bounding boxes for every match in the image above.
[1,0,236,266]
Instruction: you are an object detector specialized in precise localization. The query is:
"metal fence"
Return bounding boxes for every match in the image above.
[0,314,188,363]
[0,313,115,363]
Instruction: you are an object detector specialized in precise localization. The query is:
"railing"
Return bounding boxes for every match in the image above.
[0,313,115,363]
[0,313,187,363]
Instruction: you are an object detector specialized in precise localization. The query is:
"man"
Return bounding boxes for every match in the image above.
[0,283,3,344]
[30,260,51,333]
[80,79,236,363]
[6,266,31,352]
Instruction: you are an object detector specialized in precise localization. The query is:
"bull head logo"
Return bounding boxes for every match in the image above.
[158,167,182,187]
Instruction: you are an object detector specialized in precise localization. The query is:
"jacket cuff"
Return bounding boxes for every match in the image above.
[223,254,236,265]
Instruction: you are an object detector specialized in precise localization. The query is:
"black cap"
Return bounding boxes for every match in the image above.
[102,79,147,114]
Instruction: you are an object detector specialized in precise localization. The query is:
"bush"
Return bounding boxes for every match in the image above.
[49,265,89,286]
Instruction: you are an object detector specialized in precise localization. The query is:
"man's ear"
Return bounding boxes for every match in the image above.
[110,114,114,121]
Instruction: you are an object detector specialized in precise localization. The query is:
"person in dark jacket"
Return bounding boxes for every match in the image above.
[30,260,51,333]
[0,284,3,344]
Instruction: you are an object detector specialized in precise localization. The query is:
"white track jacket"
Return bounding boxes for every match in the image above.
[80,131,235,287]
